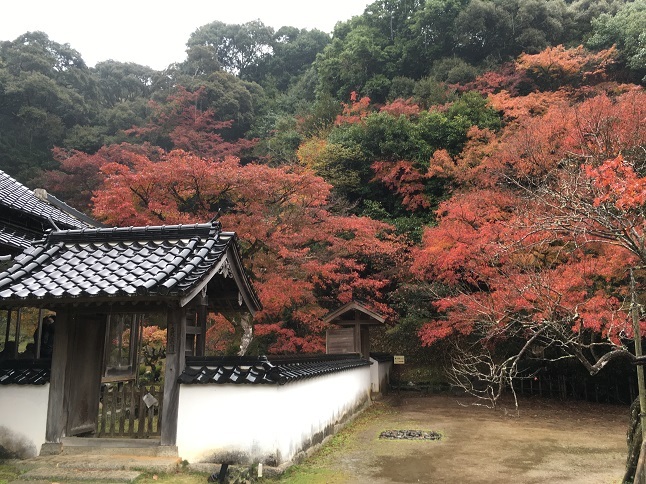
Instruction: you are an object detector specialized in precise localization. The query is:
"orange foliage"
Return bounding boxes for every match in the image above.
[91,147,405,353]
[411,189,519,287]
[488,90,568,121]
[414,50,645,350]
[141,325,167,347]
[126,86,255,159]
[205,314,236,354]
[586,156,646,210]
[335,91,372,125]
[516,45,617,89]
[372,160,431,210]
[379,98,421,117]
[426,127,498,186]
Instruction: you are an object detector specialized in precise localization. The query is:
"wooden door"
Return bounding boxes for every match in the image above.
[66,314,106,436]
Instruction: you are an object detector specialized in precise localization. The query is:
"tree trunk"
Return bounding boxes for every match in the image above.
[237,313,253,356]
[624,397,642,483]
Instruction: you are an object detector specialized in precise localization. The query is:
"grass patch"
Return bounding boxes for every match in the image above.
[135,470,210,483]
[273,465,347,484]
[0,462,21,484]
[264,401,394,483]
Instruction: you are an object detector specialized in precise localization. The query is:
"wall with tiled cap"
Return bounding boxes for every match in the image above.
[176,364,371,465]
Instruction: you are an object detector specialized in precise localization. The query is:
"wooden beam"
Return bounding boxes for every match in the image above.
[35,309,43,359]
[334,319,382,326]
[179,258,226,308]
[0,297,177,311]
[161,307,186,445]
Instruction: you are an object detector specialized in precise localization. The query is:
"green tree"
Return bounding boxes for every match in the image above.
[587,0,646,82]
[429,57,479,84]
[92,60,156,107]
[255,27,330,91]
[155,68,265,142]
[408,0,469,72]
[316,24,392,99]
[298,92,501,232]
[185,20,275,80]
[567,0,629,42]
[455,0,570,63]
[0,32,98,178]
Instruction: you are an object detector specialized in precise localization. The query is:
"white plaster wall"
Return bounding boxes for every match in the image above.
[177,366,371,464]
[370,359,392,393]
[0,384,49,458]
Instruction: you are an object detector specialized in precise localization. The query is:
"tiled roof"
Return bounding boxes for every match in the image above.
[0,226,37,252]
[0,170,93,230]
[0,221,258,307]
[0,360,51,385]
[323,300,386,325]
[180,354,371,386]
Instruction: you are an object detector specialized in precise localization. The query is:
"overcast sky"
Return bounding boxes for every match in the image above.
[0,0,373,70]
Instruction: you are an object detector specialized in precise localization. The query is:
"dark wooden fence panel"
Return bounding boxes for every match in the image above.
[512,375,636,405]
[97,381,163,438]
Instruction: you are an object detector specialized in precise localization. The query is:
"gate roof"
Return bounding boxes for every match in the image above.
[0,220,261,311]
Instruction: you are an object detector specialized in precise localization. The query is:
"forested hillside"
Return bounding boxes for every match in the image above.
[0,0,644,359]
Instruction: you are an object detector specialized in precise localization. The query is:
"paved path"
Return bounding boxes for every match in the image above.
[5,447,179,483]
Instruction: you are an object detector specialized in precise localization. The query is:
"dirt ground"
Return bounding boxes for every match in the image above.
[280,393,629,484]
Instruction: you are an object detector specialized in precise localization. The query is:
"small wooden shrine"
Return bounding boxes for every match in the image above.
[324,300,386,358]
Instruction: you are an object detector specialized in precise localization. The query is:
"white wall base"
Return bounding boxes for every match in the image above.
[370,359,393,394]
[0,384,49,458]
[177,366,371,465]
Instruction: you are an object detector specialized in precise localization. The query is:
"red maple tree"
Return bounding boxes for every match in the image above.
[126,86,256,159]
[92,148,405,353]
[43,85,255,210]
[409,46,645,397]
[335,92,372,125]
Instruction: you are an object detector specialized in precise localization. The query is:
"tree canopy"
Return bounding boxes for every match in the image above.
[1,0,644,365]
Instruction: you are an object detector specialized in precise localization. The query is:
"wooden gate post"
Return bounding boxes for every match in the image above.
[45,308,71,442]
[161,306,186,445]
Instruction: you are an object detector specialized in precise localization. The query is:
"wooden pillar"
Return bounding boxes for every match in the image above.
[45,308,72,442]
[354,323,361,354]
[361,326,370,358]
[13,309,21,358]
[161,306,186,445]
[196,291,207,357]
[3,309,11,344]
